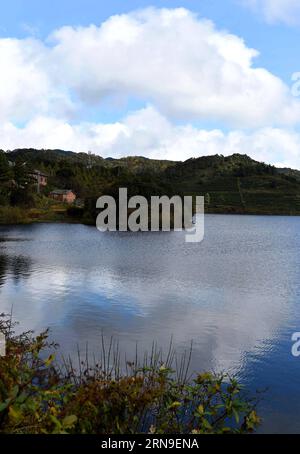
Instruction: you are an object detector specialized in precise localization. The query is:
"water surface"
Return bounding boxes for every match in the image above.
[0,215,300,433]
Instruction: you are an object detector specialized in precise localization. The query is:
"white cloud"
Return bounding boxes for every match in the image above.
[48,8,300,127]
[242,0,300,25]
[0,8,299,128]
[0,38,74,123]
[1,106,300,169]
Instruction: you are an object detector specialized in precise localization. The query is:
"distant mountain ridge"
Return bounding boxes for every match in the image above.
[4,148,174,170]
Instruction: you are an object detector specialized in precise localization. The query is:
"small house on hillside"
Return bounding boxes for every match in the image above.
[29,170,48,189]
[49,189,76,204]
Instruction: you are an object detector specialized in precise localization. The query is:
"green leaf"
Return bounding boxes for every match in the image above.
[62,414,78,429]
[169,401,181,410]
[9,406,22,423]
[233,408,240,424]
[197,404,204,415]
[45,354,56,367]
[0,399,11,412]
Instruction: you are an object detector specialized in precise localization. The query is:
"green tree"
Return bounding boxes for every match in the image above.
[10,160,35,208]
[0,153,12,205]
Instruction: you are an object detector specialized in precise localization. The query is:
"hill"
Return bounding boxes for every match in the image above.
[164,154,300,214]
[1,148,300,218]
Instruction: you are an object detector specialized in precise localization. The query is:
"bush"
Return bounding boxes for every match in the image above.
[10,189,35,208]
[67,206,84,219]
[0,206,28,224]
[0,316,261,434]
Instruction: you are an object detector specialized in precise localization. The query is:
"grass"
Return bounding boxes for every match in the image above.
[0,201,82,225]
[0,206,30,224]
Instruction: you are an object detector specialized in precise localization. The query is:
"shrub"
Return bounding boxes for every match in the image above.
[10,189,35,208]
[67,206,84,219]
[0,206,28,224]
[0,316,261,434]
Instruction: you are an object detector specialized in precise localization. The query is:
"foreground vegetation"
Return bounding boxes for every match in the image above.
[0,316,261,434]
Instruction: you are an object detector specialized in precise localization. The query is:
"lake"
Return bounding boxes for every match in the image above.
[0,215,300,433]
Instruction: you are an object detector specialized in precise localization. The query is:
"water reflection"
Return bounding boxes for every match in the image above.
[0,217,300,432]
[0,254,32,287]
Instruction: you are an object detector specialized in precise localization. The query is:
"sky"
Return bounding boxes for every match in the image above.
[1,0,300,168]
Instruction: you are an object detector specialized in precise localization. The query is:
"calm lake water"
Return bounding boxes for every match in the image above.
[0,215,300,433]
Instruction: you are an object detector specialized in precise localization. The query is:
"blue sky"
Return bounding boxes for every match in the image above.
[1,0,300,167]
[1,0,299,82]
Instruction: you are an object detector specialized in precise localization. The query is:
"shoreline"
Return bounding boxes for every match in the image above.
[1,209,300,227]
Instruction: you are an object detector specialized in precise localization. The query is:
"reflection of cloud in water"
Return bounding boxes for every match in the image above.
[0,259,295,374]
[0,217,299,376]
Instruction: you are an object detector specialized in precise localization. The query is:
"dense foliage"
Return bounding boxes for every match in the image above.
[0,316,261,434]
[1,148,300,224]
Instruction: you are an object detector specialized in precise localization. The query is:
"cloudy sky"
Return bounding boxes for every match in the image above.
[1,0,300,168]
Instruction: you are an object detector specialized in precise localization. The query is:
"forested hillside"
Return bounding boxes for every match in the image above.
[1,148,300,223]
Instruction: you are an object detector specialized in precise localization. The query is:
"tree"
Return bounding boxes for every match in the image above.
[0,153,12,183]
[0,153,12,205]
[10,160,35,208]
